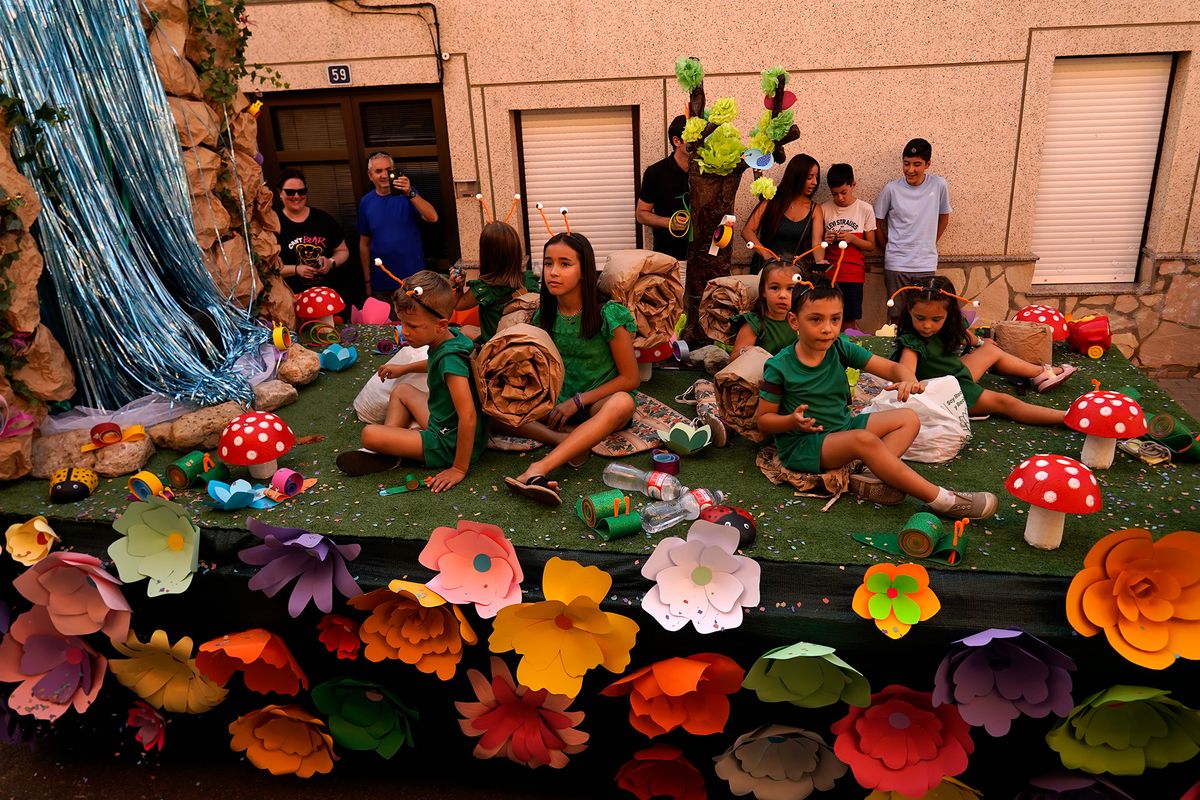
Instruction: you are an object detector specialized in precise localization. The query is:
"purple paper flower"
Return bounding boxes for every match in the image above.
[933,628,1075,737]
[239,518,362,617]
[1013,770,1135,799]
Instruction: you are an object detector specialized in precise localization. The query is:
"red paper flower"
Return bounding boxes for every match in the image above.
[13,551,131,640]
[832,684,974,797]
[455,656,588,769]
[196,630,308,695]
[601,653,743,738]
[616,744,707,800]
[316,614,361,660]
[127,701,166,752]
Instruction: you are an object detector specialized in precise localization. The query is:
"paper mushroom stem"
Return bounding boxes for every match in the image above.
[247,459,278,480]
[1024,504,1066,550]
[1080,435,1116,470]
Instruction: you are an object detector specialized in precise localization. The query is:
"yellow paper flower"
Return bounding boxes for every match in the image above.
[4,516,59,566]
[751,177,777,201]
[109,629,228,714]
[708,98,738,125]
[681,116,707,143]
[489,557,639,698]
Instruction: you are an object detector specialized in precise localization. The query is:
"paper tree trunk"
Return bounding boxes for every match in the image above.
[683,170,744,342]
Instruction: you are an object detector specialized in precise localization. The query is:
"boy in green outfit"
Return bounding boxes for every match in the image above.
[336,271,485,492]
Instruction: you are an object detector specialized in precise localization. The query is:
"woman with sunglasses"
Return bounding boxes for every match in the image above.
[276,168,350,293]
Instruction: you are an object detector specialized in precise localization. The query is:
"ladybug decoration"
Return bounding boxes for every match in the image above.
[700,505,756,549]
[49,467,99,504]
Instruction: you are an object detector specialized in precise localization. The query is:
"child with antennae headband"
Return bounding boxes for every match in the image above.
[890,275,1075,425]
[731,246,803,356]
[456,195,541,342]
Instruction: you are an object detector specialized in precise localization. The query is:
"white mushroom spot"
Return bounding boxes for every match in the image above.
[221,446,228,457]
[1037,315,1046,322]
[1085,495,1095,508]
[1115,422,1126,434]
[246,450,257,461]
[275,441,286,453]
[1131,407,1142,416]
[1013,478,1024,489]
[1100,406,1113,417]
[1080,418,1091,429]
[1089,474,1097,485]
[1056,458,1072,465]
[1065,467,1079,475]
[1020,460,1031,469]
[259,421,270,429]
[1043,490,1057,504]
[1035,471,1049,481]
[245,416,257,424]
[1077,401,1088,410]
[1068,478,1081,489]
[1112,399,1123,407]
[273,422,283,431]
[305,305,315,314]
[1036,459,1049,467]
[258,432,269,443]
[234,436,243,446]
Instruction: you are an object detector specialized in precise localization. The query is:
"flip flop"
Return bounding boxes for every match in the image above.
[504,474,561,506]
[1034,363,1077,393]
[336,449,402,477]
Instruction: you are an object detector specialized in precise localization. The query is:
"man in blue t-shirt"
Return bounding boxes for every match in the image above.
[357,152,439,299]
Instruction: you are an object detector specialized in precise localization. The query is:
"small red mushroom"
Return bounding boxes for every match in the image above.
[218,412,296,479]
[295,287,346,326]
[1005,455,1101,550]
[1013,305,1069,341]
[1064,390,1148,469]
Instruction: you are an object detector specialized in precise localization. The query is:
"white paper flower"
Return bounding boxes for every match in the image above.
[714,724,847,799]
[640,520,760,633]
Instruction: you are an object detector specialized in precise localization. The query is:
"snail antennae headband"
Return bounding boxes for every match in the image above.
[535,203,573,237]
[885,283,981,308]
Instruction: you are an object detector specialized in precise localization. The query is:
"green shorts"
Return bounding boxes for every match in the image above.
[777,413,872,474]
[419,426,483,470]
[955,375,985,407]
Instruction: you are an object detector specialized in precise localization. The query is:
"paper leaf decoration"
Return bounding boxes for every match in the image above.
[1065,528,1200,670]
[316,614,361,660]
[240,517,362,618]
[742,641,870,708]
[1013,771,1136,800]
[852,563,940,639]
[933,628,1076,737]
[866,777,982,800]
[714,724,846,799]
[348,583,477,680]
[109,629,228,714]
[196,629,308,696]
[831,684,974,797]
[616,744,707,800]
[4,516,59,566]
[312,677,417,759]
[419,520,523,618]
[228,704,337,778]
[659,422,712,456]
[13,551,131,640]
[204,479,278,511]
[602,653,743,738]
[641,520,761,634]
[1045,685,1200,776]
[0,607,106,721]
[109,497,200,597]
[456,656,588,768]
[490,557,638,698]
[319,343,358,371]
[127,701,166,752]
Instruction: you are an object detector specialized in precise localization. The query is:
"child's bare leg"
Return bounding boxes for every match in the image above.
[864,409,919,457]
[961,341,1045,381]
[971,389,1065,426]
[516,393,635,481]
[383,384,430,429]
[820,429,938,502]
[492,419,568,446]
[361,425,427,460]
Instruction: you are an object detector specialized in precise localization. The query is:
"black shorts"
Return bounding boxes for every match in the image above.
[839,281,864,321]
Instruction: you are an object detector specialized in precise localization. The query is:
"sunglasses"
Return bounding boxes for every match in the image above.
[281,188,307,197]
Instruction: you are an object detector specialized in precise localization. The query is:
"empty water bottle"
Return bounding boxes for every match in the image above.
[602,462,685,501]
[641,488,725,534]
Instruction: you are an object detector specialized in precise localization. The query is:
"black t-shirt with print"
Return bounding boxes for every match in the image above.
[638,155,690,261]
[277,208,346,292]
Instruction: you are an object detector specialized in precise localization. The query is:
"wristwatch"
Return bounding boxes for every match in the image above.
[406,188,417,199]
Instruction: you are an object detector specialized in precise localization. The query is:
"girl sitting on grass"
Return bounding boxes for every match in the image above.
[455,221,541,343]
[731,257,799,357]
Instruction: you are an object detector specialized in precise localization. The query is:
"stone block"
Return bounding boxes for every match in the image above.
[30,429,94,479]
[1136,321,1200,370]
[1159,260,1185,275]
[975,276,1012,326]
[1081,295,1114,307]
[254,379,298,412]
[964,267,990,300]
[1114,295,1138,314]
[1112,333,1138,359]
[1004,261,1035,294]
[278,344,320,386]
[1134,308,1159,339]
[939,267,965,292]
[1161,274,1200,323]
[93,437,156,478]
[147,401,244,451]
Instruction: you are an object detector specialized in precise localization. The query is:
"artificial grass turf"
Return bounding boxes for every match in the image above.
[2,334,1197,578]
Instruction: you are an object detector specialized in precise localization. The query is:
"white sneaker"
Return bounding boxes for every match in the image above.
[928,491,998,520]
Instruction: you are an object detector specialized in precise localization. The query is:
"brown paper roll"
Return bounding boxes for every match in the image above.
[714,345,771,442]
[700,274,760,345]
[496,292,540,334]
[597,249,684,351]
[473,323,565,427]
[992,320,1052,366]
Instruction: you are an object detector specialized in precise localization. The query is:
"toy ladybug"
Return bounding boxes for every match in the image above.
[49,467,99,503]
[700,504,756,549]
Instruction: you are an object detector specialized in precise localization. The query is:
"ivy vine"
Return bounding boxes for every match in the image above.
[189,0,288,107]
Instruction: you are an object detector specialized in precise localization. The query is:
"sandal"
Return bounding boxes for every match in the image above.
[1033,364,1077,393]
[674,383,700,405]
[336,449,402,477]
[504,474,562,507]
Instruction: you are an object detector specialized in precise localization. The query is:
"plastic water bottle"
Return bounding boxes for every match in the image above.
[602,463,685,501]
[641,488,725,534]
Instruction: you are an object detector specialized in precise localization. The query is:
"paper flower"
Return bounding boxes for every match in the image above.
[13,551,131,641]
[674,57,704,93]
[348,581,477,680]
[108,497,200,596]
[196,630,308,696]
[490,557,639,698]
[0,689,35,747]
[641,520,761,634]
[239,517,362,618]
[4,516,59,566]
[204,479,277,511]
[109,630,228,714]
[602,653,743,738]
[127,701,166,752]
[1013,771,1136,800]
[229,704,337,778]
[312,677,417,759]
[852,563,941,639]
[742,641,870,708]
[0,607,106,721]
[697,122,746,176]
[1045,685,1200,775]
[766,109,795,140]
[708,98,738,125]
[682,116,708,143]
[866,777,981,799]
[831,684,974,797]
[750,177,777,201]
[319,343,357,371]
[714,724,846,799]
[933,628,1076,737]
[1065,528,1200,670]
[616,744,706,800]
[317,614,361,660]
[456,656,588,768]
[419,520,523,618]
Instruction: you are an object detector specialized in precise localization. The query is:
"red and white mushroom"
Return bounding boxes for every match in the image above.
[1064,390,1148,469]
[295,287,346,326]
[218,412,296,479]
[1005,455,1101,550]
[1013,305,1069,341]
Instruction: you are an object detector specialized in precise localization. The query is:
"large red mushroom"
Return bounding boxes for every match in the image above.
[218,412,296,479]
[1012,305,1069,341]
[1064,390,1147,469]
[1005,455,1101,550]
[295,287,346,327]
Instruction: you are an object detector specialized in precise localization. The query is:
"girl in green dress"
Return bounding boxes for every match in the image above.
[454,221,541,343]
[732,259,799,356]
[502,232,640,506]
[891,276,1073,425]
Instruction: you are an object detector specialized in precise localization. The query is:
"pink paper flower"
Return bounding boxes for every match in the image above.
[127,701,166,751]
[420,521,523,618]
[0,607,107,721]
[13,551,131,641]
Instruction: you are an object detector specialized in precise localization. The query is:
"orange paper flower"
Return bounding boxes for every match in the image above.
[1065,529,1200,670]
[489,557,639,698]
[13,551,130,641]
[4,516,58,566]
[316,614,361,660]
[196,630,308,695]
[348,581,477,680]
[601,653,744,738]
[228,704,337,778]
[109,630,228,714]
[852,563,941,639]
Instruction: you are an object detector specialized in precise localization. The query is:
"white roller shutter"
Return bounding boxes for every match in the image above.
[1031,54,1172,285]
[518,108,637,269]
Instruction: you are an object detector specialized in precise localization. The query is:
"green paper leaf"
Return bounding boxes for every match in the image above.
[891,594,921,625]
[867,593,893,621]
[864,572,893,593]
[892,574,920,595]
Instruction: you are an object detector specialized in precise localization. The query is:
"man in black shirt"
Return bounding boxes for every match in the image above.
[636,115,690,262]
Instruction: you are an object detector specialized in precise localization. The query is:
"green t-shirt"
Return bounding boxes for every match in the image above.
[534,301,637,399]
[732,311,797,355]
[426,328,487,451]
[468,272,541,343]
[895,332,983,406]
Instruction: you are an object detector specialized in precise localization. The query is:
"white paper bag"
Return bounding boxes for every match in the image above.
[352,345,429,424]
[859,375,972,463]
